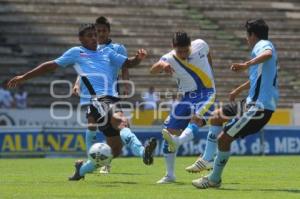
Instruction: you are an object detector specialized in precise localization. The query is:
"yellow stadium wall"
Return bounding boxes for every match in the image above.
[268,108,292,126]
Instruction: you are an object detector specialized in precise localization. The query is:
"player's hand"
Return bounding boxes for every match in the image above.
[162,62,174,75]
[231,62,249,72]
[136,49,147,61]
[229,89,239,101]
[72,85,80,96]
[7,75,25,88]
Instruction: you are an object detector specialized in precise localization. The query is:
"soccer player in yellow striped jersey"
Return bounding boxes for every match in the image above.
[151,32,221,184]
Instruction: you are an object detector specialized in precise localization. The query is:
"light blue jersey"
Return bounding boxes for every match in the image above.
[97,40,127,56]
[54,46,127,105]
[247,40,279,111]
[97,41,128,86]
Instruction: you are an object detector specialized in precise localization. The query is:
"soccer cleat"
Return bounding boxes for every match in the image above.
[143,137,157,165]
[162,129,178,153]
[185,158,213,173]
[156,175,176,184]
[99,165,111,174]
[192,176,221,189]
[68,160,85,181]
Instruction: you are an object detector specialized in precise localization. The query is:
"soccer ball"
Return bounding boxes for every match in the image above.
[88,143,113,167]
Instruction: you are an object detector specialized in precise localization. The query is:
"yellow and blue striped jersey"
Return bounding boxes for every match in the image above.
[160,39,215,93]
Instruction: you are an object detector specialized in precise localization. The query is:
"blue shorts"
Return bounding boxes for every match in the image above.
[164,89,215,130]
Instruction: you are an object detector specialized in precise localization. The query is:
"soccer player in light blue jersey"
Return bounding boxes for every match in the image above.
[72,16,144,174]
[192,18,279,189]
[73,16,129,96]
[7,24,157,181]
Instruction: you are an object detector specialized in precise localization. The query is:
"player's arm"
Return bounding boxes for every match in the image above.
[150,61,174,75]
[121,66,129,80]
[7,61,58,88]
[122,49,147,68]
[231,49,273,72]
[120,66,130,95]
[229,80,250,101]
[73,76,80,96]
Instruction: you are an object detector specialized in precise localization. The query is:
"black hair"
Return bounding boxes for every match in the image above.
[245,18,269,40]
[78,23,95,37]
[172,31,191,47]
[95,16,110,31]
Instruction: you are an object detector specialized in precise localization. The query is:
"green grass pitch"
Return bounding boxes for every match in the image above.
[0,156,300,199]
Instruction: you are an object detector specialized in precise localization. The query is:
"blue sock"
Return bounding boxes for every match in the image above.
[187,123,199,137]
[120,127,144,157]
[79,159,96,176]
[202,125,223,162]
[208,151,230,183]
[85,129,97,155]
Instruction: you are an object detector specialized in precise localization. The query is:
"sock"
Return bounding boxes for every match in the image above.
[163,140,176,177]
[79,159,96,176]
[177,123,198,145]
[85,129,97,155]
[120,127,144,157]
[202,125,223,162]
[208,151,230,183]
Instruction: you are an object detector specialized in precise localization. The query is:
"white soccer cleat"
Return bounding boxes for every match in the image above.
[162,129,178,153]
[156,175,176,184]
[99,165,111,174]
[185,158,213,173]
[192,176,221,189]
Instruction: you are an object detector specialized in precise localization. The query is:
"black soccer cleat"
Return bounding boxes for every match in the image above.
[68,159,85,181]
[143,137,157,165]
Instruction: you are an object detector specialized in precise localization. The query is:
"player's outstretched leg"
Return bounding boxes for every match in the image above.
[143,137,157,165]
[68,160,85,181]
[120,127,157,165]
[68,159,96,181]
[120,127,145,157]
[185,125,222,173]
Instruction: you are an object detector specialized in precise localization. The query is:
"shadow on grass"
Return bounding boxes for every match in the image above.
[112,181,138,185]
[107,172,144,176]
[89,180,138,187]
[219,187,300,194]
[147,181,186,186]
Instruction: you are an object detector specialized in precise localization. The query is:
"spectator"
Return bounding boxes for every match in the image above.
[14,85,28,109]
[0,80,14,108]
[142,86,160,110]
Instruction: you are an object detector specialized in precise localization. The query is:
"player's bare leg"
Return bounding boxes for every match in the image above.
[186,110,225,173]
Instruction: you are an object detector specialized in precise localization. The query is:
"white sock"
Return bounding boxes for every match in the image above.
[164,153,176,177]
[177,128,194,145]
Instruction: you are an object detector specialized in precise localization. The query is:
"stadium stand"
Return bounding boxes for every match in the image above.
[0,0,299,107]
[184,0,300,107]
